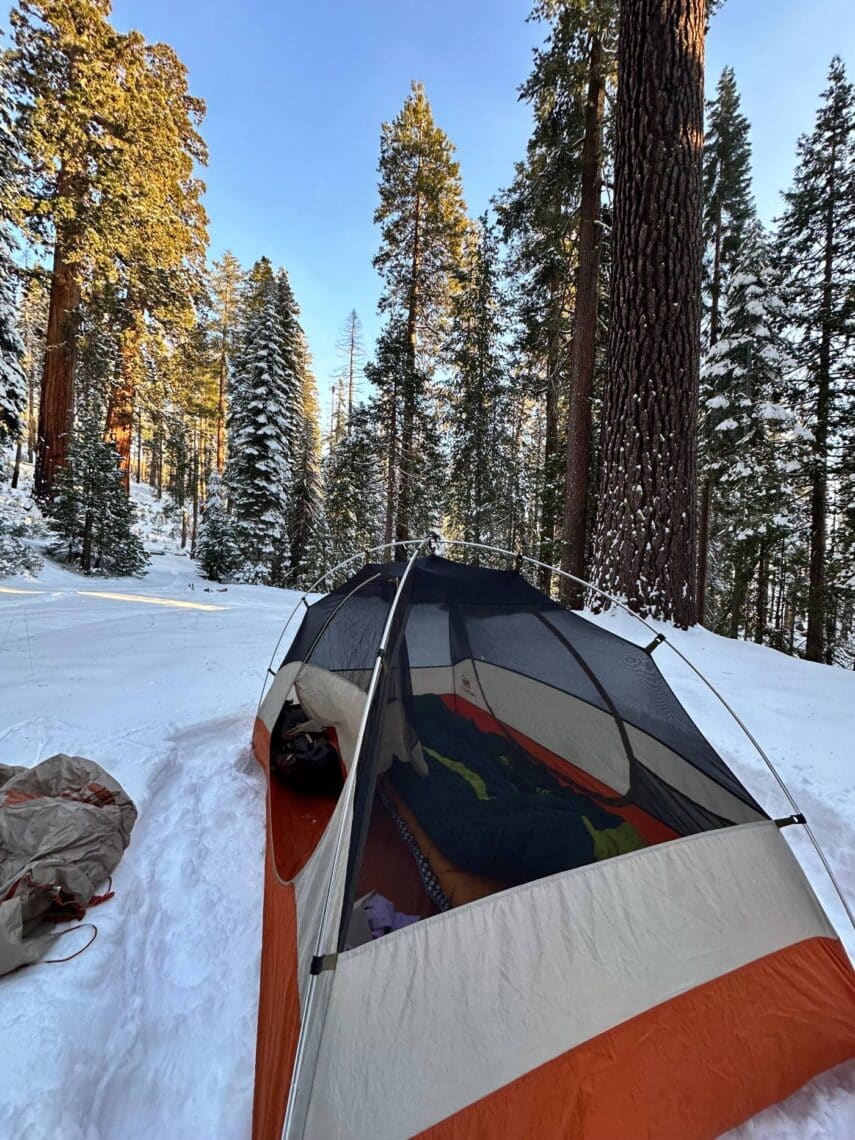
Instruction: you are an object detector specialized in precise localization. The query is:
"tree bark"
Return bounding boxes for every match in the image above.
[709,213,722,345]
[696,207,723,622]
[383,375,398,549]
[34,245,80,499]
[754,540,767,643]
[592,0,705,627]
[805,162,836,662]
[696,477,711,622]
[538,349,561,595]
[26,363,36,463]
[396,172,422,547]
[560,34,605,608]
[11,440,22,489]
[108,329,140,492]
[216,336,227,473]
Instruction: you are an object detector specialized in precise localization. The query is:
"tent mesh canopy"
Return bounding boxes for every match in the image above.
[273,556,767,951]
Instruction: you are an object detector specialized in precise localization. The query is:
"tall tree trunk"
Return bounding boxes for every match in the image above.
[136,419,143,483]
[696,478,711,622]
[216,338,227,473]
[81,508,94,574]
[11,440,22,489]
[26,364,36,463]
[729,558,752,639]
[560,34,605,608]
[805,174,836,662]
[348,320,356,421]
[592,0,705,627]
[191,426,200,558]
[108,328,139,492]
[538,351,561,595]
[397,178,422,549]
[383,377,398,548]
[696,211,722,622]
[35,244,80,499]
[709,214,722,345]
[754,540,767,643]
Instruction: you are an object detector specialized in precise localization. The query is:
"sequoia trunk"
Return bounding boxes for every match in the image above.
[34,247,80,499]
[592,0,705,626]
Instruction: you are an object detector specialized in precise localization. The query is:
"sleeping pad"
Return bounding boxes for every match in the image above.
[388,694,644,887]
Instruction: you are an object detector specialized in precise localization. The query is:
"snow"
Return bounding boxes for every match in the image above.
[0,556,853,1138]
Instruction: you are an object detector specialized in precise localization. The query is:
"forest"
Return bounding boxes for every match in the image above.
[0,0,853,667]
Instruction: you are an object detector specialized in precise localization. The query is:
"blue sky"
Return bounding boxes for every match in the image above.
[108,0,855,414]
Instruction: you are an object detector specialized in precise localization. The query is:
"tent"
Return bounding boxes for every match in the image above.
[251,548,855,1140]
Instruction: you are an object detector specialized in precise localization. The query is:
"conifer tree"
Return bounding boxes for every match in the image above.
[297,497,333,588]
[0,57,25,464]
[373,81,467,546]
[324,403,384,566]
[701,224,801,640]
[225,261,293,585]
[776,57,855,662]
[196,470,241,581]
[10,271,49,488]
[209,252,244,472]
[365,319,408,546]
[289,347,324,583]
[697,66,756,618]
[49,317,147,575]
[498,0,617,593]
[446,215,510,549]
[703,67,755,344]
[336,309,365,423]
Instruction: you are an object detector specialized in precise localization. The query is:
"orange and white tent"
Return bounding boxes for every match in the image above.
[251,551,855,1140]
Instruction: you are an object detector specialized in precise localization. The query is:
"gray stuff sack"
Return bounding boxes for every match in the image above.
[0,754,137,975]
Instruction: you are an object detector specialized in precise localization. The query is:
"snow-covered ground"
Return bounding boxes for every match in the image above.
[0,553,852,1138]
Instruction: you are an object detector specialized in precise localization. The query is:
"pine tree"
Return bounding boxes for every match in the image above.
[324,403,384,566]
[0,56,25,465]
[297,497,333,588]
[697,66,756,619]
[289,346,324,583]
[701,223,801,640]
[445,215,511,550]
[592,0,706,626]
[336,309,364,423]
[225,262,293,585]
[49,317,147,575]
[196,470,241,581]
[209,252,244,473]
[504,0,616,593]
[497,0,617,594]
[373,81,467,546]
[703,67,755,344]
[776,57,855,662]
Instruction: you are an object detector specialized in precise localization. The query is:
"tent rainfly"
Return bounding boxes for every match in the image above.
[250,549,855,1140]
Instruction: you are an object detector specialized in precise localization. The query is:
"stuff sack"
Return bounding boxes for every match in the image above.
[0,754,137,975]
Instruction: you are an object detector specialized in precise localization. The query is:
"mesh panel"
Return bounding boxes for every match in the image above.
[269,555,769,948]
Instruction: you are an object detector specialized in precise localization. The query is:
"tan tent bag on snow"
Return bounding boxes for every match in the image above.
[0,754,136,975]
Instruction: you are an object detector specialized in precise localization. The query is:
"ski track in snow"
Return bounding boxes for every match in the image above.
[0,553,853,1138]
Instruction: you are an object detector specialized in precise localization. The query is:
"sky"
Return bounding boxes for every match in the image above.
[106,0,855,419]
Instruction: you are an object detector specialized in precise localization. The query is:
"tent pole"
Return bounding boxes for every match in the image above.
[439,537,855,935]
[257,537,434,708]
[281,538,429,1140]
